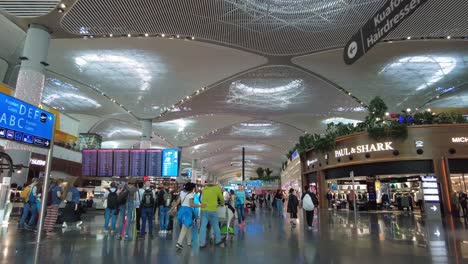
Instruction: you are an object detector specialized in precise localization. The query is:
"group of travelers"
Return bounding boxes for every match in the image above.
[18,177,320,249]
[18,178,82,235]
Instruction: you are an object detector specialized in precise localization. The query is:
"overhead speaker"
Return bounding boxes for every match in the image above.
[337,158,341,162]
[449,148,456,154]
[416,149,424,155]
[393,150,399,156]
[365,153,371,158]
[349,155,353,160]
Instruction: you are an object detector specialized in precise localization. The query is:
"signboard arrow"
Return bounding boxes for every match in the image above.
[434,230,440,237]
[430,205,437,212]
[45,140,50,147]
[344,0,429,65]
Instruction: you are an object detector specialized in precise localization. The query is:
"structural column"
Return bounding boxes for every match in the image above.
[139,119,152,149]
[433,157,453,215]
[5,24,50,186]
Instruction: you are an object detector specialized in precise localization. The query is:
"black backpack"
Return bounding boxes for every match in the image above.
[142,189,155,208]
[117,188,129,205]
[107,190,118,209]
[311,193,319,207]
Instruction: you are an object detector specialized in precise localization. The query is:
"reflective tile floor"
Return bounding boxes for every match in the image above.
[2,208,468,264]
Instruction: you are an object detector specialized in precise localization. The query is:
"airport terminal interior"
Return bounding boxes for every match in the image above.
[0,0,468,263]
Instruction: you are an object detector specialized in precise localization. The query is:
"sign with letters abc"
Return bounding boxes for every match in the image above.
[344,0,428,65]
[0,92,55,148]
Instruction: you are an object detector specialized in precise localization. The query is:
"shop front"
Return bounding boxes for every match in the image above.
[281,152,302,194]
[302,125,468,215]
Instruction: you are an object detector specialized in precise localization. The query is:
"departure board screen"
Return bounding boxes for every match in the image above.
[97,149,114,177]
[82,149,98,176]
[162,149,180,177]
[113,149,130,176]
[145,149,162,177]
[129,149,146,176]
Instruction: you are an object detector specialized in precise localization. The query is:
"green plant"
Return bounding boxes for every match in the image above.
[413,112,434,125]
[389,122,408,140]
[255,167,264,179]
[367,126,386,140]
[368,96,388,120]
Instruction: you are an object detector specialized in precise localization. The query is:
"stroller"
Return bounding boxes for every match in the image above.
[218,204,235,241]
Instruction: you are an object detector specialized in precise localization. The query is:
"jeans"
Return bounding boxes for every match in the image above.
[159,206,170,231]
[118,204,127,237]
[236,204,245,224]
[136,207,141,231]
[19,202,37,229]
[276,200,283,216]
[125,201,135,239]
[104,208,117,231]
[141,207,154,235]
[199,210,222,246]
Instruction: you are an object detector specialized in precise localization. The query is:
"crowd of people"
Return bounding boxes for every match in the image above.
[17,178,320,250]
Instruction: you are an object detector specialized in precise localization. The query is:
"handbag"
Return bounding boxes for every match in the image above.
[170,192,189,217]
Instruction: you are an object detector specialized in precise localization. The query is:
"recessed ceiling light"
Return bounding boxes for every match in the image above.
[348,92,351,95]
[176,35,180,38]
[145,33,149,37]
[161,34,166,37]
[406,108,411,112]
[57,8,64,13]
[59,3,67,9]
[407,36,411,40]
[89,35,94,38]
[127,34,131,37]
[427,108,431,112]
[447,36,451,39]
[109,34,113,37]
[191,36,195,40]
[436,95,440,99]
[385,112,389,116]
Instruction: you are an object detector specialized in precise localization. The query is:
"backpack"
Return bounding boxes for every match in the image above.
[302,193,314,211]
[163,190,172,207]
[142,189,155,208]
[20,185,32,202]
[107,190,118,209]
[117,188,129,205]
[65,191,73,202]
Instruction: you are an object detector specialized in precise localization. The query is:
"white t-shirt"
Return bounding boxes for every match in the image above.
[180,191,194,207]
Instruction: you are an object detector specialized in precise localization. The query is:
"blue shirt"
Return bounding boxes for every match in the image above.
[51,185,62,205]
[71,187,80,204]
[235,191,245,205]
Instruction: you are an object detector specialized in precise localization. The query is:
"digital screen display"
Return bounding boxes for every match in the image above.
[113,149,129,176]
[0,92,55,148]
[162,149,179,177]
[97,149,113,177]
[145,149,162,177]
[129,149,146,176]
[82,149,98,176]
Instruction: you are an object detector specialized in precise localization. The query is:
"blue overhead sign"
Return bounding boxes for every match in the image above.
[162,149,180,177]
[0,92,55,148]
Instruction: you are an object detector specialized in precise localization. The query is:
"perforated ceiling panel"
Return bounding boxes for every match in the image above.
[60,0,468,55]
[0,0,60,17]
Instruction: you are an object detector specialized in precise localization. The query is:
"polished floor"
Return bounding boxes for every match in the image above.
[2,207,468,264]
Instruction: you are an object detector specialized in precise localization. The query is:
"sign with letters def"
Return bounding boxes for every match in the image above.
[344,0,429,65]
[0,92,55,148]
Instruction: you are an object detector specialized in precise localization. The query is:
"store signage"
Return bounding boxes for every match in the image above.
[291,150,299,160]
[0,92,55,148]
[415,140,424,148]
[30,159,46,166]
[307,159,318,166]
[452,137,468,143]
[334,142,393,158]
[343,0,429,65]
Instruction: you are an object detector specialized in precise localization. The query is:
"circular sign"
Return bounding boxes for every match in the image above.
[347,41,358,59]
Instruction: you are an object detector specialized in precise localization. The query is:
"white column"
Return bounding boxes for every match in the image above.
[139,119,152,149]
[5,24,50,184]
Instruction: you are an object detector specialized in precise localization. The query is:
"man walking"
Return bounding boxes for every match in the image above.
[140,181,156,239]
[157,183,172,234]
[199,181,225,248]
[19,178,40,231]
[301,185,319,230]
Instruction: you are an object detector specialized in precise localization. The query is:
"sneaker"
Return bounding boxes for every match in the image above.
[176,243,183,250]
[307,226,313,230]
[62,222,67,228]
[117,236,122,240]
[167,230,172,234]
[76,221,83,227]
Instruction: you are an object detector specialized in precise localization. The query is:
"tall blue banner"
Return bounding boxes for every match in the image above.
[0,92,55,148]
[162,149,180,177]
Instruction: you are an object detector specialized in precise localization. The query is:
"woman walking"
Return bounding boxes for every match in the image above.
[175,183,206,250]
[235,186,246,227]
[287,189,299,228]
[275,189,284,217]
[62,183,82,228]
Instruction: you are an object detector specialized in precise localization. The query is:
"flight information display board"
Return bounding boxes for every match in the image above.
[113,149,130,176]
[145,149,162,177]
[162,149,180,177]
[82,149,98,176]
[129,149,146,176]
[97,149,114,177]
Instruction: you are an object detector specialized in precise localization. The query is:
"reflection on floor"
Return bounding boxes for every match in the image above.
[2,209,468,264]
